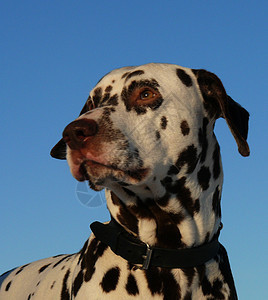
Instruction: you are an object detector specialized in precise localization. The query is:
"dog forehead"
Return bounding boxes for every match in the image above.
[94,63,193,89]
[88,63,203,119]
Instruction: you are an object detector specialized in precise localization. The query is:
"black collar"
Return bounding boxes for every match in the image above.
[90,219,221,269]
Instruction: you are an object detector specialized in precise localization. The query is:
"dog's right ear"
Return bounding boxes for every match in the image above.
[192,69,250,157]
[50,96,94,159]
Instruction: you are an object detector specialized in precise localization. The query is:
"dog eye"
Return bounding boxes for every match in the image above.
[140,90,156,100]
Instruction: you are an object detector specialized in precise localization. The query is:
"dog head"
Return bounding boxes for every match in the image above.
[51,63,249,191]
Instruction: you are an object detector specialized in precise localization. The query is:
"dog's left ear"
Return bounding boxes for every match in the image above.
[50,97,94,159]
[193,69,250,157]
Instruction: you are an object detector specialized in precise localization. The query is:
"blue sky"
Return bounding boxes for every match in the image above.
[0,1,267,298]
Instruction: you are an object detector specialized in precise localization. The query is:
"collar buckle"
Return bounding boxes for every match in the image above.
[141,243,153,270]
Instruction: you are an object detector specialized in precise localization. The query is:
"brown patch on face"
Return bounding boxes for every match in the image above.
[180,120,190,136]
[105,85,113,93]
[92,87,102,107]
[121,79,163,115]
[160,116,168,129]
[155,130,161,140]
[124,70,145,82]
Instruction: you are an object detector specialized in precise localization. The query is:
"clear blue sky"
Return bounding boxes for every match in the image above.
[0,1,267,299]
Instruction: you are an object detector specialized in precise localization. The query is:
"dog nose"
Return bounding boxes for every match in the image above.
[62,119,98,150]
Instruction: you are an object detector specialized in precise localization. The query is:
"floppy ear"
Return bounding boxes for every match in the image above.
[50,97,94,159]
[192,69,250,157]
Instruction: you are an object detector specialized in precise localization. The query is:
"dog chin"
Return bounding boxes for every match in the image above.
[75,160,150,188]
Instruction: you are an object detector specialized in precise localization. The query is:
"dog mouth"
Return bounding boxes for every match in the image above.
[76,159,149,186]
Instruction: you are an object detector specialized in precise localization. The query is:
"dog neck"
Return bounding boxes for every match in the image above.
[105,123,223,249]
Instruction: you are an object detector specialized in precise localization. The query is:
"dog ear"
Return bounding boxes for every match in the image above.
[50,97,94,159]
[192,69,250,157]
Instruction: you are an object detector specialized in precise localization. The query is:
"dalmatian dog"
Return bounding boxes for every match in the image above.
[0,63,249,299]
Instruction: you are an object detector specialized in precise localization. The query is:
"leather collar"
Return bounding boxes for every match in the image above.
[90,219,221,269]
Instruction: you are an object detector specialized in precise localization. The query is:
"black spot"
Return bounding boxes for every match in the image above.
[92,87,102,107]
[167,165,179,176]
[193,198,200,214]
[100,267,120,293]
[53,255,73,268]
[196,264,206,283]
[218,245,238,299]
[183,291,192,300]
[160,116,168,129]
[200,275,212,296]
[83,239,108,282]
[129,199,154,220]
[157,191,171,206]
[169,212,185,224]
[117,206,139,235]
[155,216,183,248]
[111,193,138,235]
[72,238,108,297]
[176,68,193,87]
[102,92,111,104]
[15,263,29,275]
[105,85,113,93]
[72,270,83,297]
[161,176,172,185]
[162,176,197,218]
[126,274,139,295]
[39,264,51,273]
[198,118,209,163]
[160,269,181,300]
[125,70,144,82]
[182,268,195,287]
[175,178,196,217]
[121,72,130,79]
[212,186,221,218]
[51,281,56,289]
[168,145,198,175]
[210,279,225,299]
[213,143,221,179]
[197,166,211,190]
[61,269,70,300]
[197,263,225,299]
[180,120,190,136]
[53,254,65,258]
[145,267,162,295]
[155,130,161,140]
[78,240,88,265]
[107,94,118,106]
[5,281,12,291]
[140,204,177,249]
